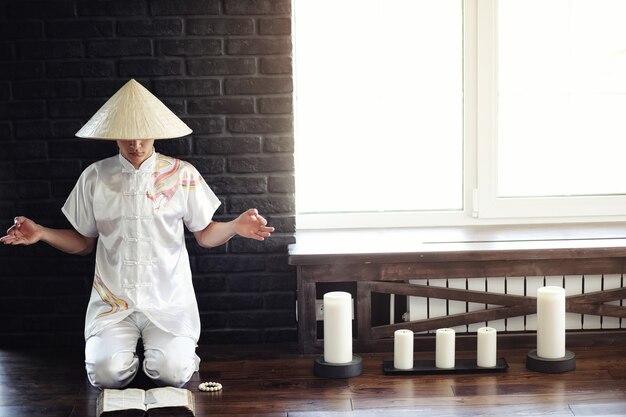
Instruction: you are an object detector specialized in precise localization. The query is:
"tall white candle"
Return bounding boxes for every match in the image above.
[477,327,497,367]
[323,291,353,364]
[435,328,455,369]
[394,329,414,369]
[536,286,566,359]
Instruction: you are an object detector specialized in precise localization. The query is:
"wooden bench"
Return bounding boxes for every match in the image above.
[288,223,626,353]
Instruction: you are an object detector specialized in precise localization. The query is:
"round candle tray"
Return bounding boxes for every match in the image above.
[314,355,363,378]
[526,349,576,373]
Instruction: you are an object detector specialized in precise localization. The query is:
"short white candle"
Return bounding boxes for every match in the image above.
[536,286,566,359]
[435,328,455,369]
[323,291,353,364]
[477,327,497,367]
[394,329,414,369]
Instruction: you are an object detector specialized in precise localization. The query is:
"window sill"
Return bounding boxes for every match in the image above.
[288,222,626,265]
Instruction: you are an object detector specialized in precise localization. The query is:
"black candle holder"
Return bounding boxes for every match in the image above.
[382,357,509,375]
[314,355,362,378]
[526,349,576,373]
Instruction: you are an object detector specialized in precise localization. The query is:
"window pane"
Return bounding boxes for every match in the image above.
[294,0,463,214]
[498,0,626,198]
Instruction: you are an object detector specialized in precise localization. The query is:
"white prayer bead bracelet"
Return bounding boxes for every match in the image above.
[198,381,222,392]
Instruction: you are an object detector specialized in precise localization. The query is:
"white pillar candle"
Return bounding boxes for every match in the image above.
[435,328,455,369]
[323,291,353,364]
[536,286,566,359]
[476,327,497,367]
[393,329,414,369]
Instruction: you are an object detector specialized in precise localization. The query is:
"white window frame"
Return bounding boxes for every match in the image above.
[476,0,626,220]
[295,0,626,230]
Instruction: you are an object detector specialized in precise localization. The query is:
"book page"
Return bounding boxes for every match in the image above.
[145,387,190,410]
[102,388,146,412]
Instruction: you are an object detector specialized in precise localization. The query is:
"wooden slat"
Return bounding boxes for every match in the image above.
[364,281,536,306]
[298,278,317,348]
[568,287,626,304]
[370,306,534,339]
[381,258,626,280]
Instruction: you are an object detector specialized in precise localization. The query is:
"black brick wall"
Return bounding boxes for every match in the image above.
[0,0,296,348]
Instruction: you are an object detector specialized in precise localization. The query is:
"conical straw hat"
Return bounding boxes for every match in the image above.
[76,79,192,140]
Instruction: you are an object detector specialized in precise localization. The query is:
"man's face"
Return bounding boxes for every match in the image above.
[117,139,155,169]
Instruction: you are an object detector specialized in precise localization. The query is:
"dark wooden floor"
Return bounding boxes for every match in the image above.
[2,344,626,417]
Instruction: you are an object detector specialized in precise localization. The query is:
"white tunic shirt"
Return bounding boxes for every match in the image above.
[62,152,221,341]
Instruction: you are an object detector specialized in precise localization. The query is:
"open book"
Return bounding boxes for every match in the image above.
[96,387,195,417]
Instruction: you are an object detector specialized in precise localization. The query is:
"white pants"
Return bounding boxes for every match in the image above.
[85,312,199,389]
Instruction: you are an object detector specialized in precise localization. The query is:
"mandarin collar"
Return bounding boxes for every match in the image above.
[118,150,157,173]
